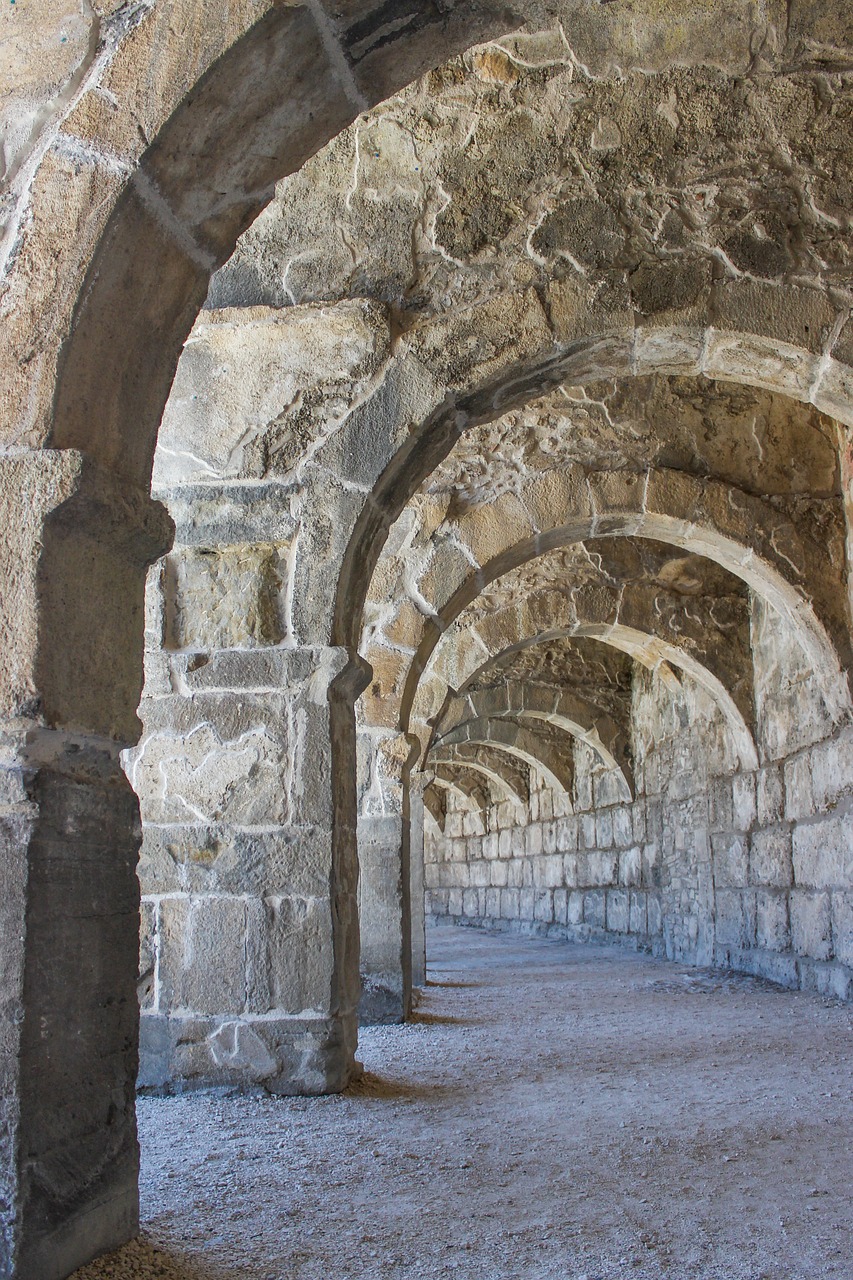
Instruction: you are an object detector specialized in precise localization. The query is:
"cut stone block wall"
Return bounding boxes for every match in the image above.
[426,622,853,1001]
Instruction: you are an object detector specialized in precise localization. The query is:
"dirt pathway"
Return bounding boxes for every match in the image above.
[74,925,853,1279]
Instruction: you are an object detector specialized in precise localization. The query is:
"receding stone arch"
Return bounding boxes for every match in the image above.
[433,682,634,799]
[430,768,490,814]
[430,714,575,799]
[431,750,530,811]
[386,472,851,738]
[339,332,853,662]
[420,619,758,773]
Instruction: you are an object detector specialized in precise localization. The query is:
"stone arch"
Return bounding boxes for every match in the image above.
[388,470,851,732]
[339,329,853,663]
[432,682,634,799]
[420,619,758,773]
[418,566,753,716]
[430,715,575,799]
[431,752,529,811]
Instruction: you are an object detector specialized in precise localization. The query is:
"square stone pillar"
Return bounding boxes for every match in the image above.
[0,450,173,1279]
[408,781,428,990]
[357,813,409,1023]
[0,740,141,1280]
[130,646,362,1094]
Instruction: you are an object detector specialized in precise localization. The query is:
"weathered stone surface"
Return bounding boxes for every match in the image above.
[7,8,853,1272]
[155,302,390,485]
[163,543,289,651]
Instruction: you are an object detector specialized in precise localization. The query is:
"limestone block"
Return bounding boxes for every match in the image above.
[809,733,853,814]
[711,832,749,888]
[500,889,520,920]
[553,889,569,926]
[484,887,501,919]
[462,889,479,917]
[647,895,663,936]
[490,859,509,888]
[206,1021,278,1082]
[756,766,784,826]
[703,331,815,403]
[585,851,618,886]
[708,778,734,831]
[563,855,580,888]
[831,893,853,968]
[732,773,757,831]
[756,890,791,953]
[154,301,390,485]
[568,891,585,926]
[814,359,853,429]
[469,860,490,889]
[406,290,551,393]
[533,855,564,890]
[606,890,630,933]
[507,860,524,889]
[163,542,288,651]
[792,814,851,889]
[453,492,536,573]
[584,891,606,929]
[630,892,648,935]
[711,280,838,355]
[542,820,558,855]
[619,846,642,887]
[612,806,633,848]
[552,788,573,819]
[448,889,463,917]
[595,809,614,848]
[580,814,597,850]
[534,890,554,923]
[524,823,543,857]
[784,753,814,821]
[715,889,750,948]
[555,817,578,852]
[158,895,248,1016]
[809,962,853,1002]
[265,896,333,1014]
[749,828,793,889]
[131,716,288,827]
[790,890,832,961]
[547,277,632,344]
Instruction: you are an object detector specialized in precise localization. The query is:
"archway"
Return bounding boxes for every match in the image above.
[5,7,853,1276]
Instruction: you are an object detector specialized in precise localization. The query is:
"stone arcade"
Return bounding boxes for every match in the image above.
[2,2,853,1277]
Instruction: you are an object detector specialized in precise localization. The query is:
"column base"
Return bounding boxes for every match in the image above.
[138,1011,358,1096]
[358,977,406,1025]
[16,1166,138,1280]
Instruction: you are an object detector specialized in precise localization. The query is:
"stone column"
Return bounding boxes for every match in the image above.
[129,645,360,1094]
[0,451,172,1280]
[0,734,143,1280]
[355,730,415,1024]
[357,812,408,1022]
[408,777,428,990]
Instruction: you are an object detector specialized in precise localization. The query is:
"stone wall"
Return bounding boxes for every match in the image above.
[426,605,853,1001]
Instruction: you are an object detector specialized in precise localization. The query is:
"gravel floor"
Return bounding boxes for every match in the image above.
[73,925,853,1280]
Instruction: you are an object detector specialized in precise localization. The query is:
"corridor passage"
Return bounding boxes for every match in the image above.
[74,929,853,1280]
